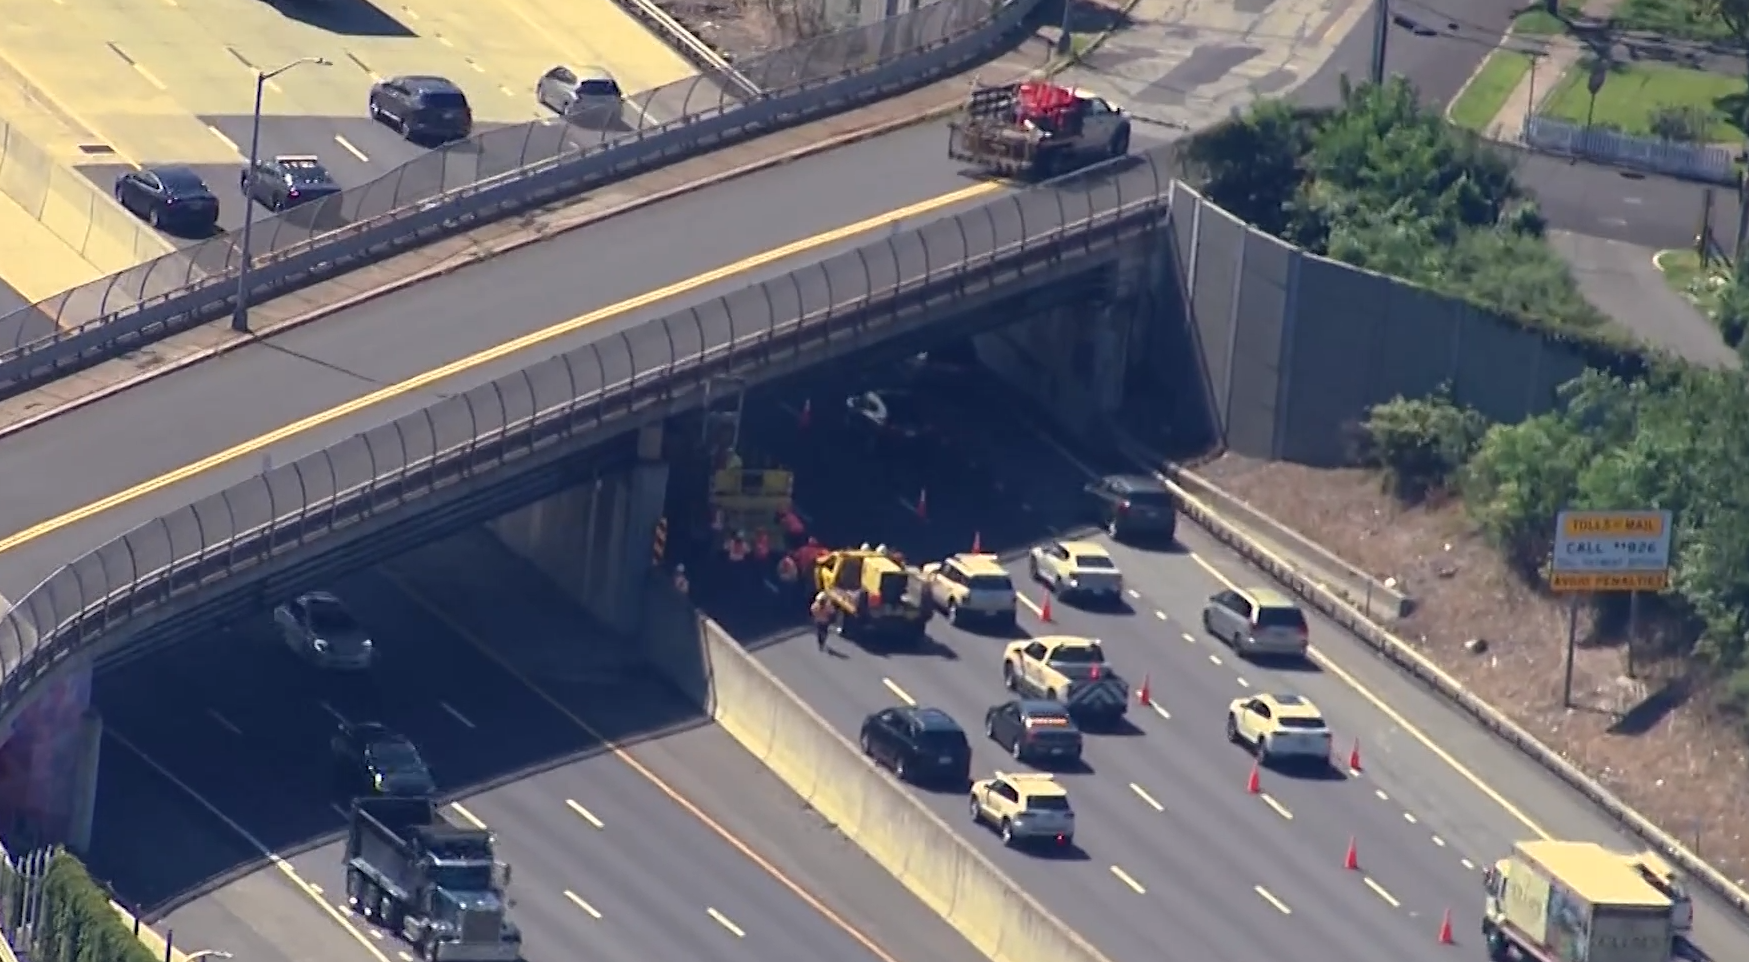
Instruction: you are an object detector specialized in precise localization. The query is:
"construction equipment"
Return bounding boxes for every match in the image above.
[709,464,797,554]
[815,548,932,644]
[344,797,521,961]
[948,80,1131,179]
[1482,839,1680,962]
[1001,636,1129,725]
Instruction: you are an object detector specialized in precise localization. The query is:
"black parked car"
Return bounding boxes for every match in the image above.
[1084,473,1177,542]
[113,165,219,234]
[331,721,436,798]
[985,699,1083,765]
[369,75,473,142]
[859,706,971,786]
[243,154,341,211]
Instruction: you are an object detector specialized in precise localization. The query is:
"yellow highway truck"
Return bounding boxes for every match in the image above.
[1482,840,1682,962]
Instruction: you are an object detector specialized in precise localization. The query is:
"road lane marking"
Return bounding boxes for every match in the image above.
[1149,701,1170,720]
[207,708,242,734]
[1432,834,1446,847]
[563,890,603,918]
[449,802,487,829]
[1154,610,1166,619]
[1254,885,1292,914]
[1461,857,1476,870]
[1180,544,1559,839]
[104,730,394,961]
[398,953,413,962]
[566,798,605,828]
[465,58,486,73]
[1016,593,1043,616]
[1403,811,1417,824]
[335,135,370,163]
[1375,789,1389,801]
[1259,793,1293,820]
[1129,783,1164,811]
[208,125,240,153]
[389,577,912,962]
[706,908,745,937]
[1235,677,1250,688]
[1182,632,1196,643]
[440,701,476,728]
[1109,865,1146,894]
[0,182,999,558]
[368,930,384,940]
[330,801,349,818]
[1126,589,1140,599]
[881,677,915,705]
[1363,876,1400,908]
[134,64,168,91]
[1208,654,1223,666]
[319,701,347,723]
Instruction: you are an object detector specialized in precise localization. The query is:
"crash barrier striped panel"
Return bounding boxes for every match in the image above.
[0,0,1042,394]
[652,516,669,567]
[0,145,1187,744]
[1157,465,1749,923]
[1521,116,1737,186]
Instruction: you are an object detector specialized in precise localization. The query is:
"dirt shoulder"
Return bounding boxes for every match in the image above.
[1196,453,1749,885]
[655,0,833,65]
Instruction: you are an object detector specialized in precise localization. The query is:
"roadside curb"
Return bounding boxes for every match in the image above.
[1154,468,1749,920]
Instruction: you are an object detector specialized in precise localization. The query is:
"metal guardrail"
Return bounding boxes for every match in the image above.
[0,146,1183,738]
[0,0,1037,393]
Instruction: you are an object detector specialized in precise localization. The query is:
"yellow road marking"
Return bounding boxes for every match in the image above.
[1186,548,1552,839]
[106,730,393,962]
[0,181,1000,558]
[387,573,910,962]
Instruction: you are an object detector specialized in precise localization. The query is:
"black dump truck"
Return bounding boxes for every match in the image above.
[344,797,522,961]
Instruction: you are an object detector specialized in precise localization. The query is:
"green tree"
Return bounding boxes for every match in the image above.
[35,850,157,962]
[1179,98,1315,237]
[1358,389,1488,501]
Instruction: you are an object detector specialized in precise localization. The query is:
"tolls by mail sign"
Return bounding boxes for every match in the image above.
[1550,510,1673,592]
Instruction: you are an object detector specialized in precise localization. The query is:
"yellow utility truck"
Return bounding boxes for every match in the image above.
[1482,840,1681,962]
[814,549,932,644]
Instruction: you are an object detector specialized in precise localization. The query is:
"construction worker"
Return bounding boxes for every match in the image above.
[753,530,772,563]
[778,508,805,539]
[726,530,751,592]
[775,553,799,589]
[810,589,835,652]
[673,564,690,597]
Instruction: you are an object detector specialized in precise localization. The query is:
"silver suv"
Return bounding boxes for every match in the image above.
[537,65,623,125]
[1202,587,1309,660]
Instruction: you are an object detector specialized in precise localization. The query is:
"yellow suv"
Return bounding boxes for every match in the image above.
[968,771,1075,848]
[922,553,1016,628]
[1226,692,1332,765]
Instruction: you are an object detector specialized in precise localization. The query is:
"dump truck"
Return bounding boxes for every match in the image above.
[1001,635,1129,725]
[947,80,1130,179]
[344,797,522,961]
[1482,839,1680,962]
[709,463,799,555]
[815,548,932,644]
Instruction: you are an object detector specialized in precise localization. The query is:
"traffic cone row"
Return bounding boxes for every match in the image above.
[1347,738,1363,772]
[1239,764,1454,945]
[1039,591,1053,623]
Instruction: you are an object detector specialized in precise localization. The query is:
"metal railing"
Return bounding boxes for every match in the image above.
[0,0,1032,389]
[0,147,1185,732]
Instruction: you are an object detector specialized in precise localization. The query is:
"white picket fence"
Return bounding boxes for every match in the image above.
[1522,115,1739,185]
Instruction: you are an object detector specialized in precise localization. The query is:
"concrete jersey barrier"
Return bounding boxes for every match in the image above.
[650,594,1112,962]
[0,120,177,275]
[0,0,1042,395]
[1156,468,1749,922]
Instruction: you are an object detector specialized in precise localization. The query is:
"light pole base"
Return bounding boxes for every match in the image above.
[230,305,249,333]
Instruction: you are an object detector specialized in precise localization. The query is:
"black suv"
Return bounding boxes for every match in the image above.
[244,154,341,211]
[369,75,472,142]
[1084,473,1177,542]
[858,706,971,786]
[331,721,436,798]
[985,699,1083,765]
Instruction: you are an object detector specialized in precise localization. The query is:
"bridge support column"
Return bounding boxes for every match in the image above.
[487,426,669,636]
[66,709,101,854]
[975,297,1130,438]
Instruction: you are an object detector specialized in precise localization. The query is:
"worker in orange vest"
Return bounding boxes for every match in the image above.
[809,589,835,652]
[753,530,771,562]
[775,553,799,587]
[778,509,805,538]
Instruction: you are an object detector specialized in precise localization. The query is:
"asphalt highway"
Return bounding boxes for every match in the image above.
[88,531,977,962]
[688,364,1749,962]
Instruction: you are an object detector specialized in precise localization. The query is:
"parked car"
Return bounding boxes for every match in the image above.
[369,75,472,141]
[536,65,623,125]
[1083,473,1176,542]
[113,165,219,234]
[243,154,341,211]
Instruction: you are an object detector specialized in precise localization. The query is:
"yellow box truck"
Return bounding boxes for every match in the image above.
[1482,840,1677,962]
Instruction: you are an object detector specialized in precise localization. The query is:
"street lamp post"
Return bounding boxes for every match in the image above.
[232,56,332,333]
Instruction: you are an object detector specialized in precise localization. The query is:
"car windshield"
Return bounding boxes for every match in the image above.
[308,600,359,634]
[1025,796,1071,812]
[1257,607,1307,630]
[285,165,334,186]
[1278,717,1326,730]
[420,90,468,109]
[967,574,1012,592]
[157,169,207,193]
[577,79,620,97]
[1050,645,1105,664]
[371,740,423,770]
[914,730,966,753]
[1072,555,1115,570]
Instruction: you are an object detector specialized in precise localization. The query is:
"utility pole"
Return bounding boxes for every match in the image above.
[1369,0,1389,83]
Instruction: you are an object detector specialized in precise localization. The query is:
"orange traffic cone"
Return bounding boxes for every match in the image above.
[798,399,811,429]
[1246,762,1261,795]
[1039,592,1054,623]
[971,531,982,553]
[1437,909,1454,945]
[1348,738,1363,772]
[1343,837,1360,871]
[1137,674,1152,707]
[915,488,928,520]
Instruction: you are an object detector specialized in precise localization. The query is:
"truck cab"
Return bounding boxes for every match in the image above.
[816,549,932,644]
[947,81,1130,179]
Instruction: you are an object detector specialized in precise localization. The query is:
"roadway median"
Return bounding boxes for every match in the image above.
[637,581,1111,962]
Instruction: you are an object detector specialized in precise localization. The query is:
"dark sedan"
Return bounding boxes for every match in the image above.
[113,165,219,235]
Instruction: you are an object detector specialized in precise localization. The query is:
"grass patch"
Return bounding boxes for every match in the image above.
[1655,248,1732,319]
[1613,0,1734,43]
[1450,50,1536,130]
[1512,1,1582,34]
[1544,59,1746,140]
